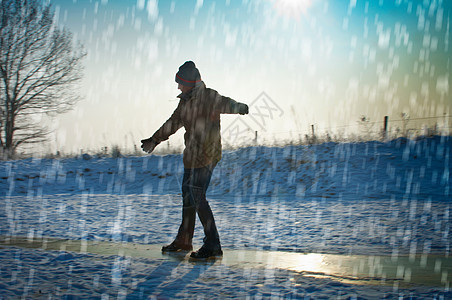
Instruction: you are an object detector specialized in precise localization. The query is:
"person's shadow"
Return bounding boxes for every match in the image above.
[126,252,221,299]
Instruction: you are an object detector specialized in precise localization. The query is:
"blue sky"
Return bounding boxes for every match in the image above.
[48,0,450,152]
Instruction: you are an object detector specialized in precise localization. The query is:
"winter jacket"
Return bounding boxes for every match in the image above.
[150,82,247,168]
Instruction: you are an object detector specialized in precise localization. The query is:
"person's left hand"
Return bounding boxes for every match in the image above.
[141,138,157,153]
[238,103,249,115]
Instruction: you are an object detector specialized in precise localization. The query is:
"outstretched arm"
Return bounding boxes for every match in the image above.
[212,92,249,115]
[141,105,183,153]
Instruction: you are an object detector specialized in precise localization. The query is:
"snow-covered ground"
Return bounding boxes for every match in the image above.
[0,136,451,298]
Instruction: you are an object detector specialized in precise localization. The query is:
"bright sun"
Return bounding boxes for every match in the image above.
[272,0,313,19]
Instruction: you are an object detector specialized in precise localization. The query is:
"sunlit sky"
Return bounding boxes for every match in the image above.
[48,0,450,153]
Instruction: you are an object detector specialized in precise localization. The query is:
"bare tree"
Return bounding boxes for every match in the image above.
[0,0,85,158]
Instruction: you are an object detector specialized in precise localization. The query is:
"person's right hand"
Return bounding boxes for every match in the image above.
[141,138,157,153]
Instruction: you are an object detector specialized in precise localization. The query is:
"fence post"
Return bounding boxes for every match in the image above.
[383,116,389,139]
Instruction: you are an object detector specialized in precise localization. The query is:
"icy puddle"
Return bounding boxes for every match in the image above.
[1,235,450,289]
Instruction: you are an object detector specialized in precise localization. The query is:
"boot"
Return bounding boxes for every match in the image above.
[162,241,193,252]
[190,244,223,258]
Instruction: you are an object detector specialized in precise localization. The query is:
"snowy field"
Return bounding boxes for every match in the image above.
[0,136,451,298]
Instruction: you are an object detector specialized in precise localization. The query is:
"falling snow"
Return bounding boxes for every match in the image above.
[0,0,450,298]
[0,136,451,298]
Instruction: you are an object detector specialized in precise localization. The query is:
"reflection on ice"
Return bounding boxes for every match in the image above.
[1,235,451,289]
[252,252,326,274]
[224,249,452,288]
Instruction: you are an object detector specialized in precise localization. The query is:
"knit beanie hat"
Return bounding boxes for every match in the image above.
[175,61,201,87]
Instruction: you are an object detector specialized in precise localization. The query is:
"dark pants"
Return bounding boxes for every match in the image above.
[175,163,220,249]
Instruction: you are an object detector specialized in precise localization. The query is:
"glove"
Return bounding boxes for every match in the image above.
[141,137,157,153]
[238,103,249,115]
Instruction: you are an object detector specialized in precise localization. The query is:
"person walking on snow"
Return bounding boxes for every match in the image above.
[141,61,249,259]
